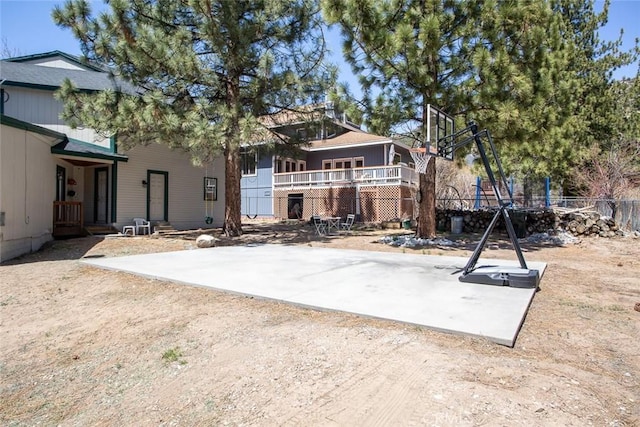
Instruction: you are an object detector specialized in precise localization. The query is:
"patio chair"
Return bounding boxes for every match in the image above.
[133,218,152,235]
[341,214,355,232]
[122,225,136,236]
[311,215,327,236]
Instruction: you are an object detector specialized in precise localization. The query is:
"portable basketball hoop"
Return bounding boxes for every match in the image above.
[434,121,540,289]
[406,104,539,289]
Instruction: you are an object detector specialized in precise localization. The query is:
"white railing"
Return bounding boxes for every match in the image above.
[273,165,417,188]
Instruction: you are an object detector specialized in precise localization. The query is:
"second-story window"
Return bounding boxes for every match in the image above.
[241,147,257,176]
[275,157,306,173]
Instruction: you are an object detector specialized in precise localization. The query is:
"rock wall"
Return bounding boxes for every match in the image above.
[436,208,624,238]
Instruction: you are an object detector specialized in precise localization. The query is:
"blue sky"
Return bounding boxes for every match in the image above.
[2,0,639,90]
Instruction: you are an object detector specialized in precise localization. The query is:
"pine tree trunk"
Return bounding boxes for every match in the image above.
[416,156,437,238]
[223,144,243,237]
[223,74,243,237]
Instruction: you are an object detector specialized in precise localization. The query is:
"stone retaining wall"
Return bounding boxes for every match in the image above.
[436,208,624,238]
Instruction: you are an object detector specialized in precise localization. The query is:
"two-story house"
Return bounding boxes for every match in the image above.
[240,104,420,223]
[0,51,224,262]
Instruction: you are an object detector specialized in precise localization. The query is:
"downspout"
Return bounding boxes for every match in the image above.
[1,79,7,115]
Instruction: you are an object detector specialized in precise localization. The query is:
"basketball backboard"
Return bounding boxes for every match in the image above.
[426,104,455,161]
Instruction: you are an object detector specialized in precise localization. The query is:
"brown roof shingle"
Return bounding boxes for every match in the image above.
[308,130,391,150]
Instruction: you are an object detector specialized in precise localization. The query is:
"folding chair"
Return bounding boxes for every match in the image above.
[341,214,355,232]
[311,215,327,236]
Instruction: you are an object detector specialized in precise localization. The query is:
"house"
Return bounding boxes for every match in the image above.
[240,104,420,222]
[0,51,224,262]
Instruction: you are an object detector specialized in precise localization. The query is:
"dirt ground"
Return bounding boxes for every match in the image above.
[1,221,639,426]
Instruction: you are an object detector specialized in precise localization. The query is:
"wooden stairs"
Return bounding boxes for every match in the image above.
[85,225,119,236]
[153,221,176,235]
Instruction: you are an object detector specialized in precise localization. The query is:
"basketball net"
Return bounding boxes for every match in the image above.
[409,146,437,174]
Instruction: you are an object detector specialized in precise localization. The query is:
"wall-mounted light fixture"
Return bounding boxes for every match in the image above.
[142,180,148,187]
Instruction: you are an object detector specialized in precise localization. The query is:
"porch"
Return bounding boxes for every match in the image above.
[273,164,418,189]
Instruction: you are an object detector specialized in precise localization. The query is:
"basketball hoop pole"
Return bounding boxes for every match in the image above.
[462,123,526,271]
[438,121,539,289]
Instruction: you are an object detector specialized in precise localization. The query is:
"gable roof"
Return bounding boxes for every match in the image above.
[1,53,137,94]
[307,128,391,150]
[258,104,394,150]
[4,50,104,72]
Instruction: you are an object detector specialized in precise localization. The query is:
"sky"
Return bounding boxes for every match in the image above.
[1,0,639,93]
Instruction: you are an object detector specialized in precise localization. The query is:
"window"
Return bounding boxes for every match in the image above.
[241,147,257,175]
[324,158,363,169]
[323,123,337,138]
[276,157,306,173]
[296,128,308,140]
[333,158,354,169]
[204,177,217,201]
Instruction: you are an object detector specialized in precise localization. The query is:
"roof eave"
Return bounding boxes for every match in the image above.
[0,114,68,141]
[1,80,99,94]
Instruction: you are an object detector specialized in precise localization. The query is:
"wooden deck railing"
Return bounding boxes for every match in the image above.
[273,165,417,189]
[53,201,83,237]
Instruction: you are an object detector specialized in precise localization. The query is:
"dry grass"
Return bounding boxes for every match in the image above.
[1,221,639,426]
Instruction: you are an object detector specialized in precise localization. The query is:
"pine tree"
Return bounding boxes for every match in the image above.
[554,0,638,148]
[52,0,332,236]
[545,0,639,194]
[467,0,577,203]
[322,0,556,237]
[324,0,638,222]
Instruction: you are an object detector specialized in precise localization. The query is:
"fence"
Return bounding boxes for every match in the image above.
[244,194,639,232]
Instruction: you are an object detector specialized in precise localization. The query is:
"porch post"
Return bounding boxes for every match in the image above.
[110,162,118,223]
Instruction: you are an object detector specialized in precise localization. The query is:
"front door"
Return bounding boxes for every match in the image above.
[148,171,168,221]
[94,167,108,223]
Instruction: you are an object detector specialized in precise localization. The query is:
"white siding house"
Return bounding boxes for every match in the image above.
[117,143,224,230]
[0,118,66,262]
[1,51,224,262]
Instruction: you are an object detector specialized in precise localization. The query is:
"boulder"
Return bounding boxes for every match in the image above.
[196,234,217,248]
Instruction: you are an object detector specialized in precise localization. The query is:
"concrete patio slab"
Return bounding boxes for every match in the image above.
[83,244,546,346]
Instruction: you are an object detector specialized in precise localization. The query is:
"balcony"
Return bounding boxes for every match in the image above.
[274,165,417,189]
